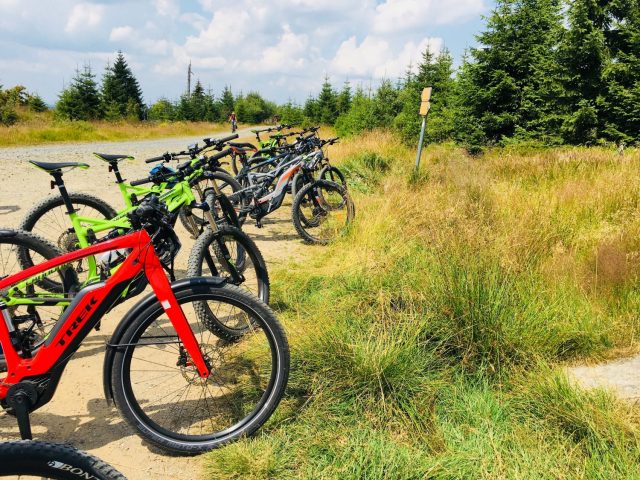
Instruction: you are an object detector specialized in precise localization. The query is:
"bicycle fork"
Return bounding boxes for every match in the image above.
[190,185,245,285]
[145,253,210,378]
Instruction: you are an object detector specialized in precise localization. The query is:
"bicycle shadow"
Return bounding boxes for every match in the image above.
[0,398,130,450]
[249,231,300,242]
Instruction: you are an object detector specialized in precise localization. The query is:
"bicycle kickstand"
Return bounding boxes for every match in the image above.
[7,384,37,440]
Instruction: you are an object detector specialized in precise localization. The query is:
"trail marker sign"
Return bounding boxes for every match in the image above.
[415,87,433,171]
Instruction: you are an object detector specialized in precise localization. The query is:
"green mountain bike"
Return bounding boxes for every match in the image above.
[18,147,269,309]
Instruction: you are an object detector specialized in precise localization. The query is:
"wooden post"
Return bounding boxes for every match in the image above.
[415,87,432,171]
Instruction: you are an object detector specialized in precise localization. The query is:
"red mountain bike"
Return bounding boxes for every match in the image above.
[0,196,289,454]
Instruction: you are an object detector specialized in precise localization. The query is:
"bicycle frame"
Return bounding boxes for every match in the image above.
[236,152,316,221]
[0,229,210,401]
[57,175,198,280]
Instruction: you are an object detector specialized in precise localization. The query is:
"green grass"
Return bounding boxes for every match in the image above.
[204,132,640,478]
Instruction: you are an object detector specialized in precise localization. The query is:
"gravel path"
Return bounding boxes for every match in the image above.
[567,356,640,403]
[0,131,307,479]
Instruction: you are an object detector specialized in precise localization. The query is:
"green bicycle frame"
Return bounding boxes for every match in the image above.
[67,179,198,280]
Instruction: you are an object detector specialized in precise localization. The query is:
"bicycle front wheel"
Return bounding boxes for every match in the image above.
[291,179,355,245]
[0,440,126,479]
[187,225,269,304]
[111,281,289,455]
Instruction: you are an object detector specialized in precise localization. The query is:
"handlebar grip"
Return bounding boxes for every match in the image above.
[130,177,152,186]
[216,133,239,144]
[229,142,257,149]
[208,148,232,162]
[145,154,168,164]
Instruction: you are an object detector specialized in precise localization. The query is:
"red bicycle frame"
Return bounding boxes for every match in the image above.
[0,229,210,402]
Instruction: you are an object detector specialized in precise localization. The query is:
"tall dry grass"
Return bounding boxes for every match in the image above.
[205,131,640,478]
[0,110,229,147]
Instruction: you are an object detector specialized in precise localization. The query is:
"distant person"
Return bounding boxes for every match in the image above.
[228,111,237,133]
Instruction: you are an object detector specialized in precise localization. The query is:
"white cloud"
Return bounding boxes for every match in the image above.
[0,0,488,104]
[109,25,169,55]
[182,9,249,56]
[0,0,20,10]
[246,25,308,72]
[179,12,208,30]
[65,3,104,33]
[331,36,391,77]
[109,26,133,42]
[373,0,484,33]
[331,35,443,79]
[154,0,179,17]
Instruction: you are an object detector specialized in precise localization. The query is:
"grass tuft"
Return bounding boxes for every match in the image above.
[204,133,640,478]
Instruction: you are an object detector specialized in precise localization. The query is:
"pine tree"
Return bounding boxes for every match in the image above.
[336,81,352,115]
[557,0,607,143]
[334,84,376,136]
[394,48,456,144]
[599,0,640,143]
[56,64,102,120]
[101,51,144,120]
[218,86,235,121]
[373,79,401,127]
[189,79,207,120]
[26,93,48,112]
[457,0,564,145]
[303,95,319,122]
[317,76,338,124]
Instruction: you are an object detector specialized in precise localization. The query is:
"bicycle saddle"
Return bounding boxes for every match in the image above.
[29,160,89,172]
[93,153,133,163]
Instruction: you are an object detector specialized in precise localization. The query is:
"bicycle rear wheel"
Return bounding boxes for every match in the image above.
[19,192,117,284]
[0,440,126,479]
[0,230,77,365]
[111,280,289,455]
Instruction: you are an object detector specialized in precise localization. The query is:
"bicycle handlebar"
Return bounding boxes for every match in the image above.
[208,148,232,162]
[145,153,171,164]
[204,133,238,146]
[130,177,153,186]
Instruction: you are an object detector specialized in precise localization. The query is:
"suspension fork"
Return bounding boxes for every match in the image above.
[192,185,245,285]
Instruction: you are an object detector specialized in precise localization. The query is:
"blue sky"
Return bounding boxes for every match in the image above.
[0,0,494,105]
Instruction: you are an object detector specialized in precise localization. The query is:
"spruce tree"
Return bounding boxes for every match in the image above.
[557,0,607,143]
[317,76,338,124]
[336,81,352,115]
[456,0,564,145]
[599,0,640,143]
[303,95,319,123]
[373,79,401,127]
[101,51,144,120]
[56,64,102,120]
[394,48,456,144]
[218,86,235,120]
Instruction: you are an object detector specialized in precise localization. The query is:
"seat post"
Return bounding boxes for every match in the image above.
[50,171,76,215]
[109,162,125,184]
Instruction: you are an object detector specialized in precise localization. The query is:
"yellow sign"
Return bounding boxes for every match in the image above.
[419,101,430,116]
[421,87,432,102]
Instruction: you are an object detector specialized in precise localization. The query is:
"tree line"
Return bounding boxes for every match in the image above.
[1,0,637,147]
[290,0,639,148]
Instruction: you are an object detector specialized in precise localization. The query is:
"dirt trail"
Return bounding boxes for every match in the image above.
[0,133,307,479]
